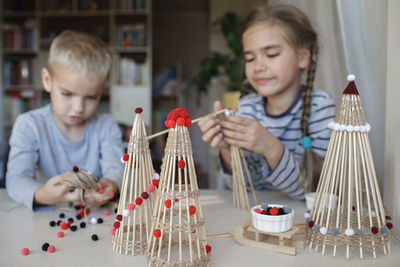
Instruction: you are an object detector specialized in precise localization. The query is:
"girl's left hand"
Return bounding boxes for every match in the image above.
[221,115,276,155]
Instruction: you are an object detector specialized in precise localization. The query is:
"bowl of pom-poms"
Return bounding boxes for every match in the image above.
[251,204,294,233]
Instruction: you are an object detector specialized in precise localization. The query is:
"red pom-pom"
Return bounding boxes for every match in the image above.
[110,228,116,235]
[97,188,104,194]
[123,154,129,162]
[371,226,379,235]
[104,210,111,216]
[254,208,261,214]
[135,107,143,114]
[189,205,196,215]
[308,220,314,228]
[21,248,30,255]
[60,222,69,230]
[57,231,64,238]
[147,184,155,192]
[270,207,278,216]
[386,222,393,229]
[135,197,143,205]
[127,203,136,210]
[108,192,115,199]
[165,199,172,208]
[154,229,161,238]
[178,160,186,169]
[85,208,90,215]
[261,209,267,215]
[152,179,159,187]
[386,215,392,221]
[78,209,84,217]
[47,246,56,253]
[185,119,192,127]
[116,214,123,221]
[164,120,170,128]
[177,117,185,126]
[206,245,212,253]
[114,221,120,229]
[141,192,149,199]
[169,119,176,128]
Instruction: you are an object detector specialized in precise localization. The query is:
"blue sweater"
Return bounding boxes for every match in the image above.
[219,89,336,200]
[6,104,124,210]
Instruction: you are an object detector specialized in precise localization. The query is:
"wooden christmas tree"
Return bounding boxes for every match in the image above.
[305,75,393,259]
[146,108,211,266]
[112,107,158,255]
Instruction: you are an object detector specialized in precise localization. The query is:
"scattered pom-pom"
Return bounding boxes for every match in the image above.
[91,217,98,224]
[127,203,136,210]
[78,209,85,217]
[97,218,103,224]
[57,220,62,226]
[135,107,143,114]
[108,192,115,199]
[72,166,79,172]
[189,205,196,215]
[154,229,161,238]
[104,210,110,216]
[68,218,74,223]
[114,221,121,229]
[76,214,82,220]
[80,222,86,229]
[110,228,116,235]
[21,248,30,256]
[47,246,55,253]
[57,231,64,238]
[371,226,379,235]
[147,184,155,192]
[91,234,99,241]
[42,243,50,252]
[59,213,65,219]
[97,188,104,194]
[347,74,356,82]
[70,225,77,232]
[141,192,149,199]
[135,197,143,205]
[206,245,212,253]
[49,221,56,227]
[178,160,186,169]
[165,199,172,209]
[60,222,69,230]
[152,179,159,187]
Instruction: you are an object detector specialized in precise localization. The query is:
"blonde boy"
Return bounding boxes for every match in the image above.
[6,30,124,210]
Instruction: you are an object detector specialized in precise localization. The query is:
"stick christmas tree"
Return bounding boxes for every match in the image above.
[305,75,393,259]
[146,108,211,266]
[112,107,158,255]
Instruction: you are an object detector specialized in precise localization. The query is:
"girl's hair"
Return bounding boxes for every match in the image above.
[240,5,318,137]
[47,30,111,81]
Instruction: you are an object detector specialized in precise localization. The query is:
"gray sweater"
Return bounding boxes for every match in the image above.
[6,104,124,210]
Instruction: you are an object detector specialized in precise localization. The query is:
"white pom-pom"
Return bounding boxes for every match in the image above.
[122,209,130,217]
[346,125,354,132]
[354,125,360,132]
[347,74,356,81]
[327,121,335,129]
[339,124,346,131]
[91,217,98,224]
[333,123,340,131]
[360,125,366,132]
[304,212,310,219]
[366,123,371,132]
[320,227,328,235]
[371,211,376,217]
[345,228,354,236]
[120,156,125,163]
[154,173,160,180]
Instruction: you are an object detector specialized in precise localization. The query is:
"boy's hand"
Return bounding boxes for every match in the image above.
[83,178,118,207]
[34,171,80,205]
[198,101,229,149]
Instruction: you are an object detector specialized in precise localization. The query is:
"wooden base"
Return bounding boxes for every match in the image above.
[233,220,305,256]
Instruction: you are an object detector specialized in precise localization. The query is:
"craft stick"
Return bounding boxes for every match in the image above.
[239,148,258,205]
[147,109,228,140]
[353,133,363,259]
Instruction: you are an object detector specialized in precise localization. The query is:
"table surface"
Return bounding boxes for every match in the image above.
[0,188,398,267]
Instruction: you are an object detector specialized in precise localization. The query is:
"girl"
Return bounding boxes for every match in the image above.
[198,5,336,199]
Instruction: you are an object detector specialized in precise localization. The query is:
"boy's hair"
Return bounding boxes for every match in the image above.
[241,4,318,138]
[47,30,111,81]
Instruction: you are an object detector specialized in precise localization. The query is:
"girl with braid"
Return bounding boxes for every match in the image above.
[198,5,336,199]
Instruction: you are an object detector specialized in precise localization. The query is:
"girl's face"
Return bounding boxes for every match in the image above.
[242,23,310,99]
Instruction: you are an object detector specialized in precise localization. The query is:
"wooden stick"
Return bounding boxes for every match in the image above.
[147,109,228,140]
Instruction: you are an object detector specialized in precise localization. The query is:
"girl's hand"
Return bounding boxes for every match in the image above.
[198,101,229,149]
[34,171,80,205]
[84,178,118,207]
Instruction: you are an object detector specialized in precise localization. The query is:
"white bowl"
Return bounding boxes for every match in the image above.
[251,204,294,233]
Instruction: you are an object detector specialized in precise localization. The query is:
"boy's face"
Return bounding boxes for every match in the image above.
[42,66,103,129]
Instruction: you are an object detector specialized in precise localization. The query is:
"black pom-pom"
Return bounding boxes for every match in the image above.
[49,221,56,227]
[266,207,272,215]
[74,205,81,211]
[70,225,78,232]
[57,220,62,226]
[73,166,79,172]
[278,208,284,215]
[59,213,65,218]
[76,214,82,220]
[80,222,86,229]
[97,218,103,224]
[91,234,99,241]
[114,208,118,214]
[68,218,74,223]
[42,243,50,251]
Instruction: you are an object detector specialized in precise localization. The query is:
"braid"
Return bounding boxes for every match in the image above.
[300,45,318,137]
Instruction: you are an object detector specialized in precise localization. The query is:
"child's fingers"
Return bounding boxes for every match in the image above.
[210,133,224,147]
[220,120,247,134]
[213,100,223,112]
[198,117,220,134]
[201,123,222,144]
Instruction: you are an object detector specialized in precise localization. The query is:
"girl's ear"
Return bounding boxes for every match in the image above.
[41,68,52,93]
[298,47,311,69]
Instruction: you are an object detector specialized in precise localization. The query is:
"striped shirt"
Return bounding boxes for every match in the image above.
[218,89,336,200]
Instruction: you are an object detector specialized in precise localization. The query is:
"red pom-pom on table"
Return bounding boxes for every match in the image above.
[135,197,143,205]
[371,226,379,235]
[104,210,111,216]
[269,207,278,216]
[206,245,212,253]
[21,248,30,256]
[177,117,185,126]
[154,229,161,238]
[178,160,186,169]
[135,107,143,114]
[47,246,56,253]
[57,231,64,238]
[78,209,85,217]
[60,222,69,230]
[189,205,196,215]
[165,199,172,208]
[114,221,120,229]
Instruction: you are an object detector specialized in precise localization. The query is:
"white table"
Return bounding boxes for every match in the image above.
[0,189,398,266]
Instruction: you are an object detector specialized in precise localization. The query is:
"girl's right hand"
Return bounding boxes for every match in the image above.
[198,101,229,149]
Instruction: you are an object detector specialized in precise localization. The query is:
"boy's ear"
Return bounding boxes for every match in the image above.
[41,68,52,93]
[298,47,311,69]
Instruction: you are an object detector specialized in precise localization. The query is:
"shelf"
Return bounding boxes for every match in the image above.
[4,86,42,92]
[111,46,149,54]
[2,11,37,17]
[113,10,149,16]
[41,10,109,17]
[3,50,38,56]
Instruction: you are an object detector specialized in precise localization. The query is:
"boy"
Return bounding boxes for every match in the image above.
[6,30,124,210]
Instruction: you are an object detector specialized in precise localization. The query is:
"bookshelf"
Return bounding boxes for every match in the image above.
[0,0,153,141]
